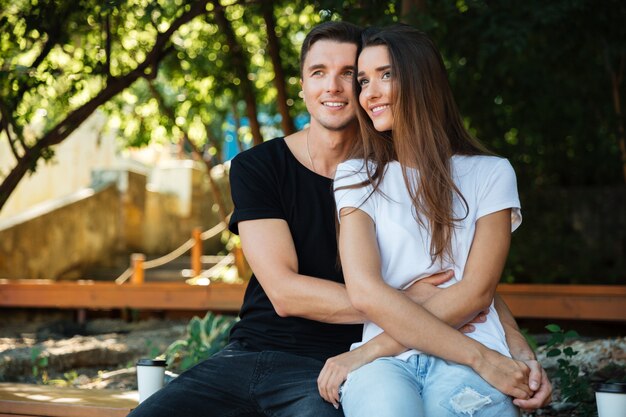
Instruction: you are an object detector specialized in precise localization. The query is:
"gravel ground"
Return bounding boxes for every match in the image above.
[1,316,624,416]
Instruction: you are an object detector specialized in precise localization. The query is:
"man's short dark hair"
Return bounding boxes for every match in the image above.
[300,21,362,76]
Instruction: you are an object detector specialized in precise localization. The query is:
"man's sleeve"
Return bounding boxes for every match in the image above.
[228,154,285,235]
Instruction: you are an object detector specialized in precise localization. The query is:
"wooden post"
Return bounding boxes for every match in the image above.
[192,227,202,276]
[131,253,145,285]
[232,245,249,280]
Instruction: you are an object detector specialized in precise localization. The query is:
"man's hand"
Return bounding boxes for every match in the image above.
[402,270,454,304]
[513,359,552,410]
[403,270,487,333]
[458,309,488,333]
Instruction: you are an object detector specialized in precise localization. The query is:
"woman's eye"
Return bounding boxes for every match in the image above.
[358,78,368,86]
[382,71,391,80]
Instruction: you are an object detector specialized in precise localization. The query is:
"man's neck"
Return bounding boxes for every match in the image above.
[306,124,357,178]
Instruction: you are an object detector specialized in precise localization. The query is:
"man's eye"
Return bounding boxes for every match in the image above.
[344,70,354,77]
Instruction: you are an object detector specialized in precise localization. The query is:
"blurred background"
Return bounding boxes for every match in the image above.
[0,0,624,285]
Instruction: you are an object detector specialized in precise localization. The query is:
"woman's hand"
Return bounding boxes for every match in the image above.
[472,348,532,399]
[513,359,553,410]
[317,348,370,408]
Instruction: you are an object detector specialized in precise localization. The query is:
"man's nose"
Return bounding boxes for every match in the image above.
[325,75,342,93]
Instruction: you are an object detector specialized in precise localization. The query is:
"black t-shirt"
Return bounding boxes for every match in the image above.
[228,137,362,361]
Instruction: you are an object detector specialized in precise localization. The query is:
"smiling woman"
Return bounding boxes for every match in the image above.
[357,46,393,132]
[323,24,553,417]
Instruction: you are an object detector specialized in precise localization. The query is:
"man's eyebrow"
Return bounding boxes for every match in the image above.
[306,64,326,72]
[306,64,356,72]
[357,65,391,77]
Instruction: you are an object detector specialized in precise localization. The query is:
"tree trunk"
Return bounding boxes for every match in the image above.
[212,1,264,146]
[231,101,245,152]
[148,82,229,223]
[0,0,211,213]
[261,1,295,136]
[401,0,427,22]
[605,50,626,184]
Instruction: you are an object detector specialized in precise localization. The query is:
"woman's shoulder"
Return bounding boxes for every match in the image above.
[337,158,369,173]
[452,154,513,175]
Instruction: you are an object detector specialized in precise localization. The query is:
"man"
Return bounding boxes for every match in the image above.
[129,21,550,417]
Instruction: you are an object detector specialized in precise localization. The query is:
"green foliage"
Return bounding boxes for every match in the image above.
[415,0,626,189]
[145,339,161,359]
[48,370,80,387]
[545,324,595,414]
[30,347,49,382]
[164,312,237,371]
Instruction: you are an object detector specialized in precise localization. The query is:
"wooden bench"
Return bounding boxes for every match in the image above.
[1,279,625,321]
[0,280,246,312]
[497,283,626,321]
[0,383,136,417]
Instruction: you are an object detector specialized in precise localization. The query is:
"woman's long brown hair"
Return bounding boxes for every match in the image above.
[348,24,491,265]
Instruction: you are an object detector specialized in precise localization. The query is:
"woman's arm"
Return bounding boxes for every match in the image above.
[495,295,553,409]
[338,208,531,396]
[419,209,512,327]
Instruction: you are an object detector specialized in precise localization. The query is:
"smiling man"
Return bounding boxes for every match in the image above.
[128,22,364,417]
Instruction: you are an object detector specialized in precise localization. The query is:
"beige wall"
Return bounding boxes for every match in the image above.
[0,112,124,221]
[0,185,121,279]
[0,163,231,280]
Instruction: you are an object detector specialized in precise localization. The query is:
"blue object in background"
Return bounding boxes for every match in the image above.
[223,113,311,162]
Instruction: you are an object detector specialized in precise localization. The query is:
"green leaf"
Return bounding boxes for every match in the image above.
[545,324,561,333]
[563,347,578,357]
[547,348,561,357]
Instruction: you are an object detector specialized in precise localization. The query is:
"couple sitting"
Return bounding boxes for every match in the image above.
[129,21,551,417]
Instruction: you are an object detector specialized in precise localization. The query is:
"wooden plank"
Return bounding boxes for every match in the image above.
[0,280,246,312]
[497,284,626,321]
[0,383,136,417]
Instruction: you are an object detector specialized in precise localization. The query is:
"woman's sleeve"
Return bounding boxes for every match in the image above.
[333,161,376,223]
[476,158,522,232]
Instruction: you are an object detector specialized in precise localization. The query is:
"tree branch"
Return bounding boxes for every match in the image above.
[148,80,229,223]
[0,117,20,161]
[0,98,28,159]
[37,0,210,151]
[104,11,112,80]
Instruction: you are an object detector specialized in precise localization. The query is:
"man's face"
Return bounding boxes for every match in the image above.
[301,40,358,132]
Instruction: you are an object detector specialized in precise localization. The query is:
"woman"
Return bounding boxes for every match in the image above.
[324,25,547,416]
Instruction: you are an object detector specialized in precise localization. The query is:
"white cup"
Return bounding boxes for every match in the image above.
[595,382,626,417]
[136,359,167,403]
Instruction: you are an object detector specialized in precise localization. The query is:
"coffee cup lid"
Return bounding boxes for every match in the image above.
[136,359,167,367]
[595,382,626,393]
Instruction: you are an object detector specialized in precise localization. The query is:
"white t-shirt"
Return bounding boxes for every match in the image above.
[334,155,522,360]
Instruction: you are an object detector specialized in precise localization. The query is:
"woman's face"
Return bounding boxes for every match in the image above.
[357,45,394,132]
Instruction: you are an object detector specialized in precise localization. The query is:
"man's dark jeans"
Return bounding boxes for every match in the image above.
[127,341,344,417]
